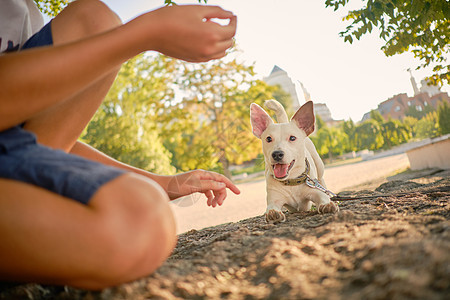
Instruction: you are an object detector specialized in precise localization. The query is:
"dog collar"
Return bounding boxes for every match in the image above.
[276,158,337,197]
[277,158,310,186]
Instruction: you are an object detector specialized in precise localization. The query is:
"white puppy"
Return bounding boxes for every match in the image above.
[250,100,339,223]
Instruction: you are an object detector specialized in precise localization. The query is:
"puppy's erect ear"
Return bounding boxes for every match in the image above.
[250,103,273,138]
[291,101,315,136]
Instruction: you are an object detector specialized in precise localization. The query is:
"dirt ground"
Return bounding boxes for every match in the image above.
[1,167,449,299]
[171,154,410,234]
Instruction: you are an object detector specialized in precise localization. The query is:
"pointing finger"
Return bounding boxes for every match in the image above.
[200,172,240,195]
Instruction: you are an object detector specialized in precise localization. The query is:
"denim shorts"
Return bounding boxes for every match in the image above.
[0,21,125,204]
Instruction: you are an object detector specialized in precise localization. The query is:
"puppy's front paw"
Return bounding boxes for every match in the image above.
[265,209,286,223]
[318,201,339,214]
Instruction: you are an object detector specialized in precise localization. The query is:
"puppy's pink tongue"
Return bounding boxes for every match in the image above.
[274,164,289,178]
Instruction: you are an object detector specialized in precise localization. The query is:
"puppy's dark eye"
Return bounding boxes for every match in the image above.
[289,136,296,141]
[266,136,272,143]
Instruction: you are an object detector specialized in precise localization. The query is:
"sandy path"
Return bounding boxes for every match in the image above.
[323,153,410,192]
[170,153,410,234]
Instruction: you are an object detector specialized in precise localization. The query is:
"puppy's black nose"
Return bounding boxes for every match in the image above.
[272,150,284,161]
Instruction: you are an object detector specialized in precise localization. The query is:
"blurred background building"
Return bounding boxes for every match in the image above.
[264,65,338,126]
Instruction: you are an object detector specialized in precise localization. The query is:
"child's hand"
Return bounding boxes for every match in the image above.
[167,170,240,207]
[132,5,237,62]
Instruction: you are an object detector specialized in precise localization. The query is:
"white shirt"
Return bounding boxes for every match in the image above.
[0,0,44,52]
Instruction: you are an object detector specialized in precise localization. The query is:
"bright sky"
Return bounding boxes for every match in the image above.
[102,0,448,121]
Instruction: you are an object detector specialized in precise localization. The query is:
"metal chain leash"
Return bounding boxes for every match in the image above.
[305,175,337,197]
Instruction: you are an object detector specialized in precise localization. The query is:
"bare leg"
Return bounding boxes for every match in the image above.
[0,2,178,288]
[23,0,122,152]
[0,173,177,290]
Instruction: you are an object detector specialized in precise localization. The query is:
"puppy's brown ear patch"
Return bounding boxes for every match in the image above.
[250,103,273,138]
[291,101,315,136]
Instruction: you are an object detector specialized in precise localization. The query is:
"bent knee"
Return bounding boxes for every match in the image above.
[54,0,122,43]
[86,174,177,289]
[73,0,122,31]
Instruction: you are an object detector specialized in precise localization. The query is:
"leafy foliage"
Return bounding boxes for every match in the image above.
[311,126,348,162]
[341,119,356,152]
[437,101,450,135]
[82,53,275,178]
[405,103,435,119]
[369,109,385,123]
[81,54,177,174]
[162,56,277,178]
[413,111,440,139]
[353,119,384,150]
[379,119,410,148]
[33,0,449,173]
[402,116,419,136]
[325,0,450,85]
[164,0,207,6]
[315,115,326,131]
[369,110,410,149]
[34,0,68,17]
[310,103,447,162]
[34,0,207,16]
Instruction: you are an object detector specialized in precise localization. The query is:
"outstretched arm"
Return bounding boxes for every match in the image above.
[0,5,236,131]
[71,141,240,206]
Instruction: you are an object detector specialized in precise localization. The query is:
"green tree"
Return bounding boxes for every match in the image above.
[341,119,356,152]
[354,119,384,150]
[369,109,411,148]
[402,116,419,139]
[379,118,410,149]
[325,0,450,85]
[315,115,326,131]
[405,103,435,119]
[81,54,176,174]
[413,111,439,139]
[437,101,450,135]
[370,109,385,123]
[311,126,348,163]
[162,57,275,178]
